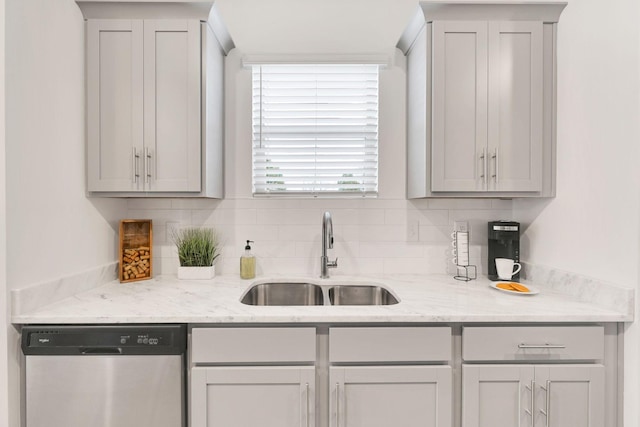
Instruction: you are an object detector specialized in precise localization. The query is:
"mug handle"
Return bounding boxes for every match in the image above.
[512,263,522,276]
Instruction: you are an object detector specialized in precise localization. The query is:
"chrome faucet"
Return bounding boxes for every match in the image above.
[321,211,338,278]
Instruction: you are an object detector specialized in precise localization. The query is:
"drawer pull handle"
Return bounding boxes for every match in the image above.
[518,343,566,349]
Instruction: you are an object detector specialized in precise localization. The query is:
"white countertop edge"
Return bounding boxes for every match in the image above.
[11,273,633,324]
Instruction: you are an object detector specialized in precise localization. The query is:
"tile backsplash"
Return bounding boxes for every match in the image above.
[127,198,513,277]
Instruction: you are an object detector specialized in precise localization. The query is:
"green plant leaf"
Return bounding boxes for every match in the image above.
[171,227,220,267]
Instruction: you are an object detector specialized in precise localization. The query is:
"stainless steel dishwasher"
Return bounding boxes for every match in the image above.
[22,324,186,427]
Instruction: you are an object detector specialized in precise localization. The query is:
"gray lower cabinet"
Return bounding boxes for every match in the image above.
[330,366,452,427]
[190,324,614,427]
[190,366,315,427]
[190,326,453,427]
[462,364,605,427]
[329,326,453,427]
[462,325,607,427]
[189,327,317,427]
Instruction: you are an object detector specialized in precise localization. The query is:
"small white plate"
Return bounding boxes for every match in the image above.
[490,282,539,296]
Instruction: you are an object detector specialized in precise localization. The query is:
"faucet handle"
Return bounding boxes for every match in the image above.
[328,258,338,268]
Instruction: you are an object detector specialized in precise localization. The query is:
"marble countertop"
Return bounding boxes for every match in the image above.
[11,273,632,324]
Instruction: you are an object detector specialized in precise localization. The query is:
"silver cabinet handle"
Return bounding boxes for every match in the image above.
[302,382,309,427]
[495,147,499,184]
[540,380,550,427]
[335,382,340,427]
[518,344,566,349]
[132,148,140,184]
[525,380,535,425]
[491,148,498,184]
[144,147,151,184]
[480,148,487,186]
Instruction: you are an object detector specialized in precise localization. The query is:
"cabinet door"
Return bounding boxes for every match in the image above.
[330,366,452,427]
[462,364,535,427]
[191,366,315,427]
[535,365,605,427]
[87,20,144,192]
[144,20,201,192]
[488,21,543,192]
[432,21,488,192]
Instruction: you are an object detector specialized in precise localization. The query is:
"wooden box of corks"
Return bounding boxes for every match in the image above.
[119,219,152,283]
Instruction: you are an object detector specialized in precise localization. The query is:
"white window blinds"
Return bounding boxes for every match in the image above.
[252,64,379,196]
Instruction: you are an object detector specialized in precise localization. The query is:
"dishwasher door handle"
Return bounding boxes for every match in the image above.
[80,347,123,355]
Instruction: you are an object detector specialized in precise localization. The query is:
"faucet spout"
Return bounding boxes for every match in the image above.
[321,211,338,278]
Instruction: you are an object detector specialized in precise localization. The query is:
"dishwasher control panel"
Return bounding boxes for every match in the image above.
[21,324,186,355]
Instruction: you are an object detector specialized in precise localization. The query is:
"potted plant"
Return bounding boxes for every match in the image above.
[172,227,220,280]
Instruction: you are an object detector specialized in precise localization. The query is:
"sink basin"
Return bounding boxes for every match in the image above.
[328,285,399,306]
[240,282,324,306]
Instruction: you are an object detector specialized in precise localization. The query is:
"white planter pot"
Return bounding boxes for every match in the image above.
[177,265,215,280]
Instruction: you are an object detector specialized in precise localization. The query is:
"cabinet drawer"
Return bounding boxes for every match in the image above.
[463,326,604,361]
[191,327,316,364]
[330,327,451,363]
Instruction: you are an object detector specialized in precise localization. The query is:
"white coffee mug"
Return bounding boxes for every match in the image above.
[495,258,522,280]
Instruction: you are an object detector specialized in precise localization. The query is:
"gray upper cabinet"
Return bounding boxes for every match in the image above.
[79,2,234,198]
[398,2,566,198]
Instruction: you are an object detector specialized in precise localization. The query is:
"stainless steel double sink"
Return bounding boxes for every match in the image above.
[240,281,399,306]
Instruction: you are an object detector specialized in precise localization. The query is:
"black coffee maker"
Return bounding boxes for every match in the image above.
[488,221,520,281]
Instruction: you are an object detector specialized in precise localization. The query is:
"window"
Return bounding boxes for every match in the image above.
[252,64,379,196]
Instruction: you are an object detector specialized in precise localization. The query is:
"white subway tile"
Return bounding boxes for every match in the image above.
[359,242,424,258]
[259,257,316,276]
[126,196,507,279]
[218,256,240,276]
[335,225,359,242]
[297,199,362,209]
[358,225,409,242]
[171,199,221,210]
[254,241,297,258]
[192,208,257,225]
[358,199,410,209]
[220,225,279,244]
[332,241,360,259]
[153,257,178,276]
[154,244,176,258]
[257,208,322,225]
[154,227,167,244]
[383,258,431,275]
[383,209,408,225]
[248,199,303,209]
[295,242,318,258]
[278,225,318,241]
[329,208,385,225]
[385,209,449,226]
[418,225,451,244]
[337,258,385,275]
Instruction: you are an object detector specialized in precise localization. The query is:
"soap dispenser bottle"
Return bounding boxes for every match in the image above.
[240,240,256,279]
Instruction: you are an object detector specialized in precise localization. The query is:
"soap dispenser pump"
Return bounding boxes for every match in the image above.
[240,240,256,279]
